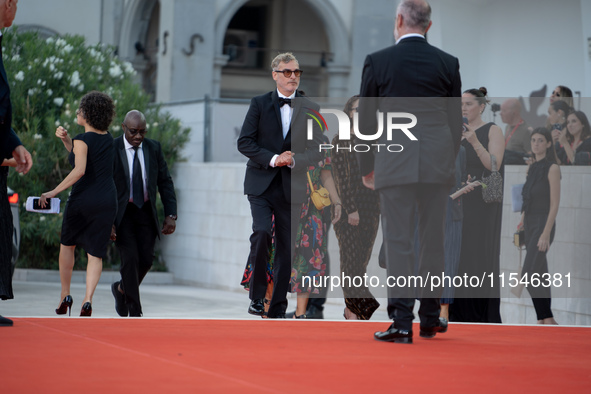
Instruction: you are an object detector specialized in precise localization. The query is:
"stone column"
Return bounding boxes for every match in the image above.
[326,64,351,98]
[347,0,396,95]
[582,0,591,98]
[157,0,216,102]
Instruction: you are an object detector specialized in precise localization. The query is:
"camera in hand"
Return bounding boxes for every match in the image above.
[33,198,51,210]
[552,123,563,131]
[462,116,468,132]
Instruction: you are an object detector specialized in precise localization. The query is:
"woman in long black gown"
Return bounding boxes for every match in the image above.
[450,87,505,323]
[331,96,381,320]
[519,128,560,324]
[40,91,117,317]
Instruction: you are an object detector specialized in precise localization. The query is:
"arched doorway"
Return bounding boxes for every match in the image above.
[118,0,160,101]
[215,0,350,99]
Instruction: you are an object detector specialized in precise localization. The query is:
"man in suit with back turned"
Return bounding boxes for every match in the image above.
[0,0,33,327]
[110,110,177,317]
[237,52,324,318]
[358,0,462,343]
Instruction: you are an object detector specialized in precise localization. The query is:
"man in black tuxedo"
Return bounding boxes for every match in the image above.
[0,0,33,327]
[237,53,323,318]
[110,110,177,317]
[359,0,462,343]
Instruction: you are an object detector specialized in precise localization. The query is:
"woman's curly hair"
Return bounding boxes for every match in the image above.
[78,91,115,131]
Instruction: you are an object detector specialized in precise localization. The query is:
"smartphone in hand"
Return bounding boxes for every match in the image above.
[33,198,52,210]
[462,117,469,132]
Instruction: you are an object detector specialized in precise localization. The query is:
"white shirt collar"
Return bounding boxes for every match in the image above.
[123,136,142,150]
[277,89,295,99]
[396,33,425,45]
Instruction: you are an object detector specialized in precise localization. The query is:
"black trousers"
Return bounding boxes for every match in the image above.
[380,183,448,331]
[247,174,298,317]
[116,203,158,316]
[524,213,555,320]
[0,167,14,300]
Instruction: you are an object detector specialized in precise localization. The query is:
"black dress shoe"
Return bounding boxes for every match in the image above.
[0,315,13,326]
[374,323,413,344]
[248,299,265,316]
[286,305,323,319]
[420,317,448,338]
[111,282,128,317]
[305,305,324,319]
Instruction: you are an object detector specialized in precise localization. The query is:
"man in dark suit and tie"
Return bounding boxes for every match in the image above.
[110,110,177,317]
[359,0,462,343]
[0,0,33,327]
[237,53,324,318]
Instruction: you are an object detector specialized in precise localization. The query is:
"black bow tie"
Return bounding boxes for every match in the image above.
[278,98,292,107]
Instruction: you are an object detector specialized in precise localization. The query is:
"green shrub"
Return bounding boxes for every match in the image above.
[5,28,190,270]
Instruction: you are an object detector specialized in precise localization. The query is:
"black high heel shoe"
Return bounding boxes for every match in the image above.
[56,295,73,316]
[80,302,92,317]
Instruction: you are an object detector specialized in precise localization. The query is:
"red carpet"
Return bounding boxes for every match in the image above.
[2,318,590,393]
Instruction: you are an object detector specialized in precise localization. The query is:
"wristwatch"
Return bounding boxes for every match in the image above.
[168,214,178,220]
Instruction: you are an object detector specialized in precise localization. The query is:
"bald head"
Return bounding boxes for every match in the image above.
[124,110,146,124]
[500,98,522,125]
[122,110,147,147]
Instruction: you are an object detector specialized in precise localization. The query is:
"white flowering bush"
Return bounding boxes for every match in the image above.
[5,29,190,269]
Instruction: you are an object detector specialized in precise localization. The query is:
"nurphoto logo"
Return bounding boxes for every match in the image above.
[305,107,418,152]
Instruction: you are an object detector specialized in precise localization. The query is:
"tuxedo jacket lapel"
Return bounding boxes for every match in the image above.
[0,36,7,85]
[118,139,130,183]
[286,91,304,140]
[143,143,151,185]
[271,90,282,132]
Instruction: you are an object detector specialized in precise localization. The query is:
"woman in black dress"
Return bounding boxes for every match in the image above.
[450,87,505,323]
[331,96,381,320]
[519,127,560,324]
[40,91,117,317]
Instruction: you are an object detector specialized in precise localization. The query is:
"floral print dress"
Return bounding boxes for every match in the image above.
[290,151,331,294]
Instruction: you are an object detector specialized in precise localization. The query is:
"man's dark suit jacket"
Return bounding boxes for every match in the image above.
[112,136,177,237]
[237,90,324,203]
[0,37,20,160]
[359,36,463,189]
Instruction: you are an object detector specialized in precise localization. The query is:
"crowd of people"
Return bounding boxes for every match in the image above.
[1,0,587,340]
[236,0,587,344]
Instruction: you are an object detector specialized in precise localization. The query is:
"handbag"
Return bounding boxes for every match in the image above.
[511,226,525,297]
[481,154,503,203]
[513,229,525,248]
[307,171,331,210]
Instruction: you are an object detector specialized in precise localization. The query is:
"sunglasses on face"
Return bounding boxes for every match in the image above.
[123,124,147,136]
[273,69,303,78]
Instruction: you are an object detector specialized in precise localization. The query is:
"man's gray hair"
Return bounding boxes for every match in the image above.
[397,0,432,31]
[270,52,298,70]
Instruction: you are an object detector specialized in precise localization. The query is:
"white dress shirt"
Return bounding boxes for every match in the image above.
[123,137,148,203]
[270,89,295,167]
[396,33,425,45]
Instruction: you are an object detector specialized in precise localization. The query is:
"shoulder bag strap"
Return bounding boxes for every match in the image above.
[306,171,315,192]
